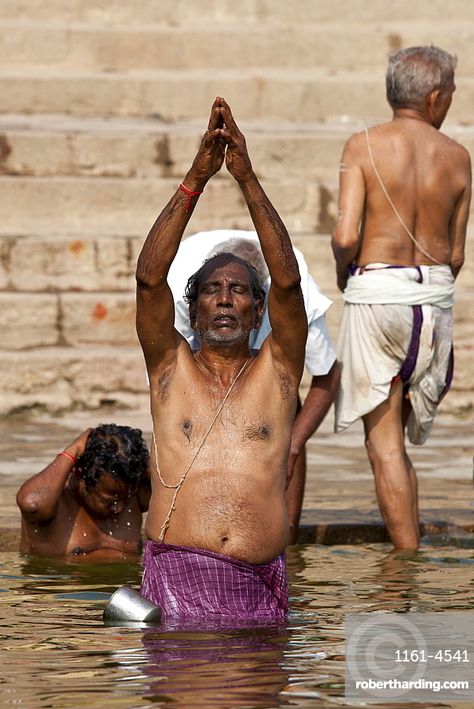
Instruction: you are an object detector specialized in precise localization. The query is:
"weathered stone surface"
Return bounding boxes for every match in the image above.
[0,347,148,415]
[2,22,473,74]
[0,175,321,236]
[61,293,136,346]
[292,234,339,296]
[0,293,58,349]
[0,239,10,288]
[0,1,472,416]
[2,117,472,181]
[2,70,474,126]
[1,0,474,25]
[9,236,134,292]
[0,118,346,179]
[4,136,474,239]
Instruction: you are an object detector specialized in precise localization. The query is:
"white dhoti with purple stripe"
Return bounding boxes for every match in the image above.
[335,264,454,445]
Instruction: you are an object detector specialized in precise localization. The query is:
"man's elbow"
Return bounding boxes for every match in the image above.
[451,256,464,278]
[135,268,164,291]
[16,489,49,523]
[314,360,341,398]
[278,271,302,293]
[135,261,153,289]
[331,234,356,260]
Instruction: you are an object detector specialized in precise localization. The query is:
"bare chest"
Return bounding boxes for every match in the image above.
[26,495,143,556]
[153,372,293,446]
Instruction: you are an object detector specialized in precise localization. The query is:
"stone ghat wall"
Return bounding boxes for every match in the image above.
[0,0,472,415]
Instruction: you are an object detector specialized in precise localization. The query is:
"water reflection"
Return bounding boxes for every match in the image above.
[0,543,472,708]
[141,625,289,708]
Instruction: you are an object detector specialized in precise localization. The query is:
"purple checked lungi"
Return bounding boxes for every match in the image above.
[140,540,288,622]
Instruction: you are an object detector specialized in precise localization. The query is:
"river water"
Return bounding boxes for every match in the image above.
[1,411,473,708]
[1,540,473,707]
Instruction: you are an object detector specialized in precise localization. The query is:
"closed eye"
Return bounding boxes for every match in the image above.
[200,284,219,295]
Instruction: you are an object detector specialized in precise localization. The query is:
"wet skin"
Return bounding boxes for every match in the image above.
[19,471,144,557]
[146,258,299,563]
[137,97,307,564]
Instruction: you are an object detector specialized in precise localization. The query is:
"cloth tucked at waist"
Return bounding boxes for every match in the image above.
[343,263,454,308]
[335,263,454,444]
[140,540,288,623]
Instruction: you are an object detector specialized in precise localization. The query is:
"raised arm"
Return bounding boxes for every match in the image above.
[136,98,226,374]
[16,429,91,523]
[331,133,366,291]
[219,99,307,377]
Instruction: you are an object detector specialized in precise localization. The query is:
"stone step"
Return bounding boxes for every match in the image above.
[0,346,148,416]
[0,175,321,236]
[2,244,472,351]
[0,321,470,417]
[0,69,381,124]
[4,170,474,246]
[3,230,472,295]
[1,234,137,292]
[1,0,472,25]
[0,114,349,180]
[1,20,472,73]
[1,114,473,181]
[1,69,474,125]
[0,291,137,350]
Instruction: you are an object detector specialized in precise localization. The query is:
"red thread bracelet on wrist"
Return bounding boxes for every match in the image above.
[178,183,202,211]
[58,450,76,465]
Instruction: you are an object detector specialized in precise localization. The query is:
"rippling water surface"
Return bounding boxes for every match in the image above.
[1,542,473,708]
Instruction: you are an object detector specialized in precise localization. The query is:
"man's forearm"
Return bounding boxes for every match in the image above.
[238,174,300,290]
[331,239,359,291]
[137,101,226,288]
[136,181,201,289]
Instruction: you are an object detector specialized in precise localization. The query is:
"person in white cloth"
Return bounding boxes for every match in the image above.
[168,230,339,543]
[332,45,471,549]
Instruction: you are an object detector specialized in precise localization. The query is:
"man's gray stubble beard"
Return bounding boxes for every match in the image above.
[200,323,249,347]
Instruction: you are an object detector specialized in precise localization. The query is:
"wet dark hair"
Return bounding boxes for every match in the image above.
[184,252,266,308]
[76,424,149,492]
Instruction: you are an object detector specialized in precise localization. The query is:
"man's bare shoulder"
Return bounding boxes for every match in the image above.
[342,125,392,169]
[437,133,472,184]
[342,130,367,161]
[444,134,471,165]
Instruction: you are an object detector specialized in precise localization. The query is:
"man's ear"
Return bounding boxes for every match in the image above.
[427,88,441,111]
[254,299,264,330]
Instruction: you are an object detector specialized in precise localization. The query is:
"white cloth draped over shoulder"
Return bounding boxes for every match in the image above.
[167,229,336,377]
[335,264,454,445]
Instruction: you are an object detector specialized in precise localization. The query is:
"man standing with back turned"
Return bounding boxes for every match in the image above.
[136,98,307,621]
[332,46,471,550]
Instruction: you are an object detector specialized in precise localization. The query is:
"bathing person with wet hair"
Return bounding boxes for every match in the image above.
[167,230,339,544]
[17,424,151,558]
[136,97,307,622]
[332,45,471,549]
